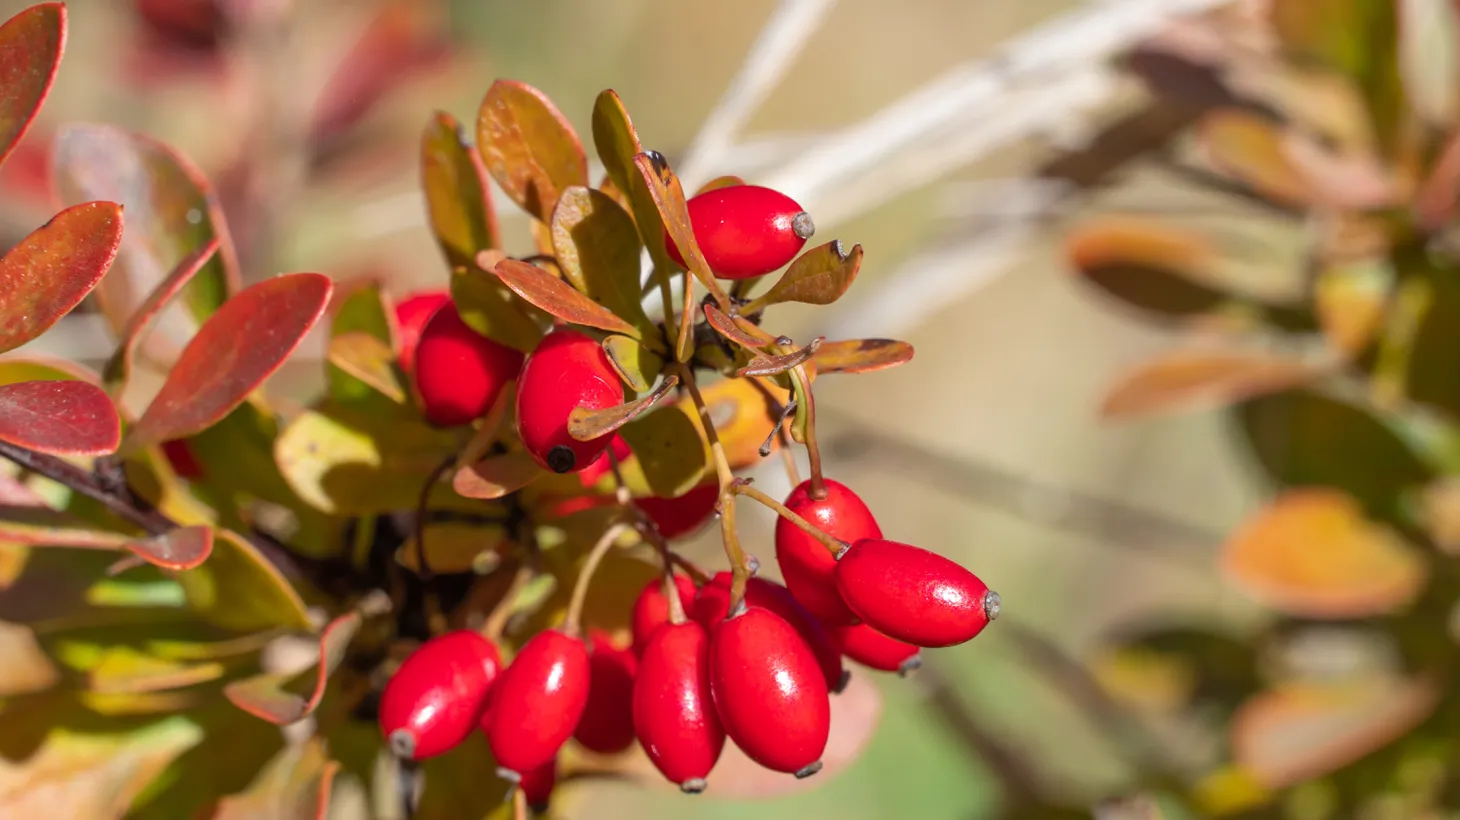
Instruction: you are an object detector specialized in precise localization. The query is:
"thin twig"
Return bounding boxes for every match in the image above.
[0,440,172,535]
[563,523,634,638]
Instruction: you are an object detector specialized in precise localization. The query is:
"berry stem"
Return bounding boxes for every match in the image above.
[733,482,846,557]
[788,364,827,499]
[675,268,697,362]
[413,456,457,582]
[563,522,634,639]
[480,558,537,642]
[641,525,688,626]
[512,784,527,820]
[668,552,711,585]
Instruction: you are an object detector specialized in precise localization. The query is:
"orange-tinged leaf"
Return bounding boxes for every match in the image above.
[736,338,823,378]
[567,375,678,441]
[0,201,122,354]
[1314,258,1391,356]
[488,256,638,336]
[327,332,405,403]
[453,451,543,500]
[591,90,672,269]
[123,273,333,453]
[0,380,119,455]
[1220,488,1426,618]
[175,529,311,632]
[673,375,784,472]
[1065,218,1227,318]
[88,646,225,695]
[1100,350,1322,420]
[101,237,219,392]
[0,506,133,548]
[550,185,650,329]
[1199,111,1314,206]
[1230,676,1439,789]
[0,3,64,169]
[812,338,914,375]
[703,303,767,351]
[633,152,712,283]
[213,737,339,820]
[695,175,745,196]
[748,240,863,310]
[476,80,587,222]
[422,111,500,268]
[0,619,58,697]
[122,525,213,572]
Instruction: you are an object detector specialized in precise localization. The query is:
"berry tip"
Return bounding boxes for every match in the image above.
[795,761,823,779]
[495,766,522,784]
[792,211,815,240]
[680,778,708,794]
[833,668,851,694]
[546,445,576,474]
[387,729,416,760]
[898,654,923,677]
[984,590,1001,622]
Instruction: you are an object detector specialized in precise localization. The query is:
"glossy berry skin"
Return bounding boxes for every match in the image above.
[635,482,721,540]
[694,574,847,694]
[573,629,639,755]
[835,538,999,648]
[162,438,203,480]
[378,631,501,761]
[631,574,699,656]
[709,606,831,776]
[515,329,625,474]
[518,756,557,812]
[776,478,881,625]
[394,289,451,373]
[831,622,922,675]
[413,302,524,427]
[664,185,814,280]
[634,620,725,792]
[483,629,591,777]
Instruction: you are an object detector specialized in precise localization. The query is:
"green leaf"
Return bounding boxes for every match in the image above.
[328,333,405,404]
[422,111,501,267]
[568,374,678,441]
[1235,387,1433,521]
[213,737,339,820]
[122,273,334,454]
[174,529,310,632]
[0,201,123,354]
[476,79,587,222]
[0,3,64,168]
[101,238,220,393]
[550,185,652,331]
[1065,217,1228,319]
[0,380,119,455]
[617,403,708,498]
[748,239,863,310]
[0,357,100,387]
[398,521,508,574]
[327,280,398,405]
[85,645,226,695]
[602,333,664,393]
[449,261,546,354]
[52,124,241,332]
[127,699,285,820]
[811,338,915,375]
[415,732,511,820]
[490,257,639,336]
[591,89,673,270]
[1403,254,1460,420]
[0,505,135,548]
[275,402,466,515]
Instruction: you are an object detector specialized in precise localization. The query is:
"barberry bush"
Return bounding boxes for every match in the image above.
[0,3,1001,817]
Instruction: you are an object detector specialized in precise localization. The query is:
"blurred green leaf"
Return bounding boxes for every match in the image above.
[127,699,285,820]
[213,736,338,820]
[328,333,405,405]
[617,403,708,498]
[84,645,226,695]
[0,3,64,168]
[327,280,398,406]
[550,185,652,332]
[0,202,122,355]
[450,261,546,354]
[415,731,511,820]
[1094,623,1260,713]
[174,529,310,633]
[422,111,501,267]
[476,79,587,222]
[398,521,508,574]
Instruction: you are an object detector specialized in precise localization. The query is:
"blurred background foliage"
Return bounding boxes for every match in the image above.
[11,0,1460,818]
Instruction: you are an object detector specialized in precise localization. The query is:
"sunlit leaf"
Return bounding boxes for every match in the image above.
[450,261,544,354]
[0,506,133,548]
[591,90,673,270]
[674,375,784,472]
[633,152,712,287]
[1065,217,1227,319]
[0,201,122,354]
[414,732,511,820]
[748,240,863,310]
[488,256,638,336]
[214,736,339,820]
[101,237,219,392]
[602,333,664,393]
[695,175,745,196]
[1314,257,1391,356]
[703,303,767,351]
[398,521,508,574]
[175,529,310,632]
[0,619,58,697]
[326,279,396,405]
[618,403,709,498]
[328,332,405,404]
[1199,110,1313,206]
[1099,350,1321,421]
[0,3,63,168]
[453,451,543,500]
[1230,676,1438,789]
[53,123,241,335]
[550,185,651,330]
[811,338,915,375]
[476,79,587,222]
[123,273,334,453]
[422,111,500,267]
[0,356,100,388]
[0,380,119,455]
[127,698,285,819]
[1221,488,1425,618]
[736,338,822,378]
[568,375,678,442]
[87,645,225,694]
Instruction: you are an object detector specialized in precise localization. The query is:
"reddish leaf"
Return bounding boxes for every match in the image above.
[633,152,712,281]
[487,256,638,336]
[453,451,543,500]
[1065,218,1226,319]
[52,124,241,335]
[122,525,213,572]
[476,80,587,222]
[567,374,679,441]
[102,237,220,391]
[0,380,119,455]
[1099,351,1323,420]
[591,90,672,269]
[811,339,915,375]
[736,338,823,378]
[422,111,500,268]
[703,303,768,351]
[0,202,123,354]
[747,240,863,310]
[122,273,333,453]
[0,3,64,169]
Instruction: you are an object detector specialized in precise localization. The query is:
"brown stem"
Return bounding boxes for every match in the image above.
[413,456,457,581]
[675,268,697,362]
[788,364,826,499]
[733,482,845,556]
[512,785,527,820]
[639,523,687,626]
[563,523,633,638]
[675,364,753,611]
[778,422,802,485]
[0,440,172,535]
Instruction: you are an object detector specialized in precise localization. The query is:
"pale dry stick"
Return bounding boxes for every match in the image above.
[673,0,840,191]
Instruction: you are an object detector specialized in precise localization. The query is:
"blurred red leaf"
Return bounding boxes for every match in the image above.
[102,237,220,391]
[0,128,52,205]
[122,525,213,572]
[453,451,543,500]
[122,273,333,453]
[477,79,588,222]
[0,380,119,456]
[132,0,227,51]
[1099,350,1322,420]
[488,256,638,336]
[0,201,123,354]
[811,338,914,375]
[0,3,64,169]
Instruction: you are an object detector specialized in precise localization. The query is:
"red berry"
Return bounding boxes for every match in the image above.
[573,629,638,755]
[693,574,847,694]
[515,329,625,473]
[483,629,591,777]
[576,434,633,488]
[413,302,524,427]
[394,289,451,373]
[631,574,699,656]
[709,606,830,776]
[776,479,881,625]
[162,438,203,480]
[634,482,721,540]
[634,620,724,792]
[517,756,557,812]
[664,185,814,280]
[834,538,999,648]
[379,631,501,761]
[831,622,921,675]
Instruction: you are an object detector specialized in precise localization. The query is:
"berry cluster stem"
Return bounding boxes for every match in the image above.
[733,482,846,557]
[512,785,527,820]
[788,363,826,499]
[563,522,634,638]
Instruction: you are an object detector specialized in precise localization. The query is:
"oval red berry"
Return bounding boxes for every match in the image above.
[413,301,524,427]
[709,606,830,776]
[835,538,999,648]
[483,629,591,776]
[633,620,725,792]
[378,630,501,761]
[515,328,625,474]
[776,478,881,625]
[631,573,699,656]
[693,574,847,694]
[393,289,451,374]
[572,629,638,755]
[664,185,814,280]
[831,621,921,674]
[634,482,721,540]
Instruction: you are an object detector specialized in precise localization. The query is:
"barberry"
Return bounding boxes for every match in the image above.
[776,478,881,625]
[631,573,699,656]
[835,538,999,648]
[517,756,557,813]
[634,620,725,792]
[482,629,591,778]
[572,628,639,755]
[635,482,722,540]
[379,631,501,761]
[664,185,814,279]
[393,288,451,373]
[693,573,848,693]
[515,328,625,473]
[413,301,524,427]
[830,622,921,675]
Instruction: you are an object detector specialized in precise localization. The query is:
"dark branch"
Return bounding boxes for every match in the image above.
[0,439,172,535]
